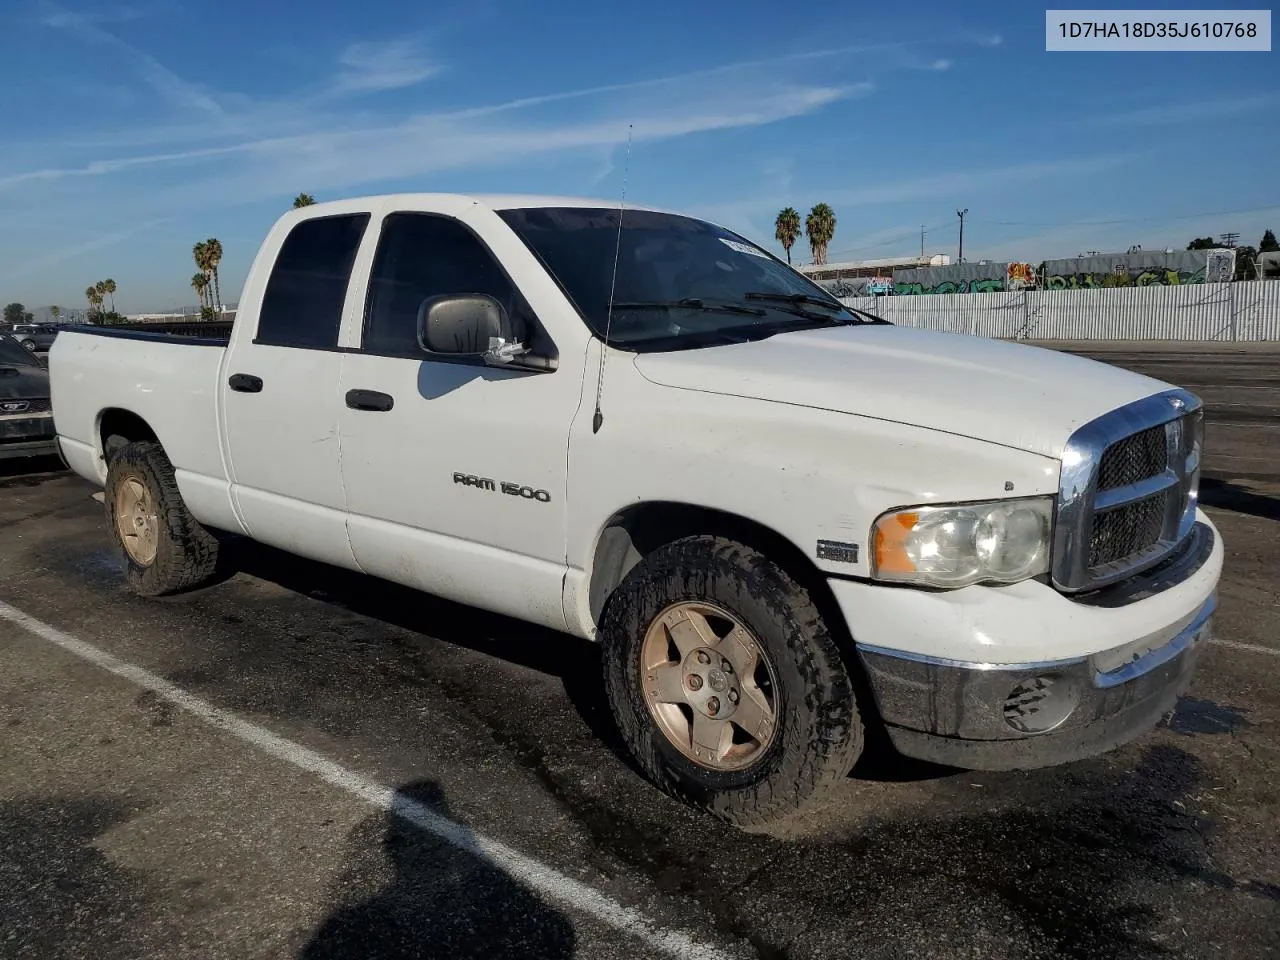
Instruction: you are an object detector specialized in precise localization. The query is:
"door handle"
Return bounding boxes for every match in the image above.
[228,373,263,393]
[345,389,394,412]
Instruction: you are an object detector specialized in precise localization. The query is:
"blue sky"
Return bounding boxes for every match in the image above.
[1,0,1276,313]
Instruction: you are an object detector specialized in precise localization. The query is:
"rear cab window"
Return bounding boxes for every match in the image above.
[256,214,370,348]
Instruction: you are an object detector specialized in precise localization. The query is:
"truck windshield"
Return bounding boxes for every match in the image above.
[498,207,884,350]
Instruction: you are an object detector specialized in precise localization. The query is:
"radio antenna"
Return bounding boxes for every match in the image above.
[592,123,633,434]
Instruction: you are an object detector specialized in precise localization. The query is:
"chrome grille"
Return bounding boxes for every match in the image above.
[1089,492,1170,567]
[1053,389,1203,593]
[1096,424,1167,491]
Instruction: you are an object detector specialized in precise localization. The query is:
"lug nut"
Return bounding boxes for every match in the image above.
[728,689,739,704]
[721,659,733,674]
[696,650,711,665]
[687,675,703,691]
[706,697,720,715]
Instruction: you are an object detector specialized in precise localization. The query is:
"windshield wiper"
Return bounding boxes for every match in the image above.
[745,290,893,325]
[628,316,848,352]
[744,291,843,310]
[743,291,858,323]
[612,298,767,317]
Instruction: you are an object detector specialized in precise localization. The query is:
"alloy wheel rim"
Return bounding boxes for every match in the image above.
[114,474,158,565]
[639,601,779,771]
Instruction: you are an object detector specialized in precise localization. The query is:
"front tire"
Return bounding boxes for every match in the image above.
[103,441,219,596]
[600,535,864,832]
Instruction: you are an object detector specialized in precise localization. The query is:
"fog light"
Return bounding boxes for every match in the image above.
[1002,674,1080,734]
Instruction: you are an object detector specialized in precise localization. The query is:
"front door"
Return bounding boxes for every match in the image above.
[336,210,582,631]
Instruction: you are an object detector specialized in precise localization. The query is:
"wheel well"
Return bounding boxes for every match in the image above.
[98,408,158,461]
[587,502,837,629]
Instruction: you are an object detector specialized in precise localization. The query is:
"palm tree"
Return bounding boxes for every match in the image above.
[103,278,117,313]
[85,285,99,319]
[805,203,837,266]
[191,273,209,310]
[293,193,316,208]
[49,306,61,322]
[774,207,802,265]
[204,238,223,315]
[193,241,218,312]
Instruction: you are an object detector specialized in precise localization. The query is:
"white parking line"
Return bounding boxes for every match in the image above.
[1211,638,1280,657]
[0,599,741,960]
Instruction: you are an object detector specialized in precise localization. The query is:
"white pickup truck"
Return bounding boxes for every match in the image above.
[50,194,1222,831]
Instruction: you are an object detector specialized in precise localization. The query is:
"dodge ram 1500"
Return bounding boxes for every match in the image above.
[50,193,1222,831]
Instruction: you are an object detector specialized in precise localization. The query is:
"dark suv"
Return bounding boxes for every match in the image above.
[0,333,56,460]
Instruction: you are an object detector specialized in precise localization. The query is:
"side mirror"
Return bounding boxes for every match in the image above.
[417,294,515,358]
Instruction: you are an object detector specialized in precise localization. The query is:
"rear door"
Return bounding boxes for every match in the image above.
[221,211,371,568]
[336,209,581,630]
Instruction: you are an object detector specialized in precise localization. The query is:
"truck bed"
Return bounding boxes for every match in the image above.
[49,326,229,489]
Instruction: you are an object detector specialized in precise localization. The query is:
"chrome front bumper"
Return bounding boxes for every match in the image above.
[853,522,1218,771]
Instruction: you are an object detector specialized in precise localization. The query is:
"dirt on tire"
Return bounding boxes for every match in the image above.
[103,441,219,597]
[600,534,864,834]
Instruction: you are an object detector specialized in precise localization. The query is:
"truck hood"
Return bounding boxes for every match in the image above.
[632,325,1175,459]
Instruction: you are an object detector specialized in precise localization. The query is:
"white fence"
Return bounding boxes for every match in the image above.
[839,280,1280,341]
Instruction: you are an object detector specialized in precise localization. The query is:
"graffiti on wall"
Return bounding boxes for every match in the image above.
[1040,250,1212,289]
[1006,263,1036,290]
[1041,267,1206,289]
[892,278,1006,295]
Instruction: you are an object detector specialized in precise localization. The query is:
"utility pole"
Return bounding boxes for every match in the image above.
[956,208,968,262]
[920,225,925,258]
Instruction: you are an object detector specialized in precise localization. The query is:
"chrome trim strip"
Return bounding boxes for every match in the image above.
[855,643,1085,673]
[1093,468,1179,511]
[1092,594,1215,688]
[1053,387,1203,592]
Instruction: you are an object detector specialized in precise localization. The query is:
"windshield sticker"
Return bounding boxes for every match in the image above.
[718,237,770,259]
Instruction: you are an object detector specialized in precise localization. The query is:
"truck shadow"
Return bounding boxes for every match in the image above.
[0,454,68,487]
[1199,476,1280,522]
[218,538,642,775]
[217,537,942,787]
[299,779,576,959]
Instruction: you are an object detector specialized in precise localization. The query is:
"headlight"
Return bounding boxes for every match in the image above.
[871,497,1053,588]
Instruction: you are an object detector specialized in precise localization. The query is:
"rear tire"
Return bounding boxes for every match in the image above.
[600,535,864,833]
[103,441,219,596]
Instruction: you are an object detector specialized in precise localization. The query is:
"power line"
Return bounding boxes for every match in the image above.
[825,220,952,261]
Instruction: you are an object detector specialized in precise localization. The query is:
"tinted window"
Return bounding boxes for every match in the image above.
[363,213,543,357]
[0,334,39,366]
[257,213,370,348]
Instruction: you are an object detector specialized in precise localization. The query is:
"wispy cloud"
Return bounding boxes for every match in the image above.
[929,58,953,71]
[38,0,224,117]
[331,39,442,94]
[690,153,1142,241]
[36,0,169,25]
[1094,91,1280,126]
[0,217,170,283]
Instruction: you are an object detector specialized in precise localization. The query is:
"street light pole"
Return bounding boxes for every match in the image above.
[957,208,968,263]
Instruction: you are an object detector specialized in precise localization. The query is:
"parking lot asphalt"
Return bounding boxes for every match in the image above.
[2,342,1278,959]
